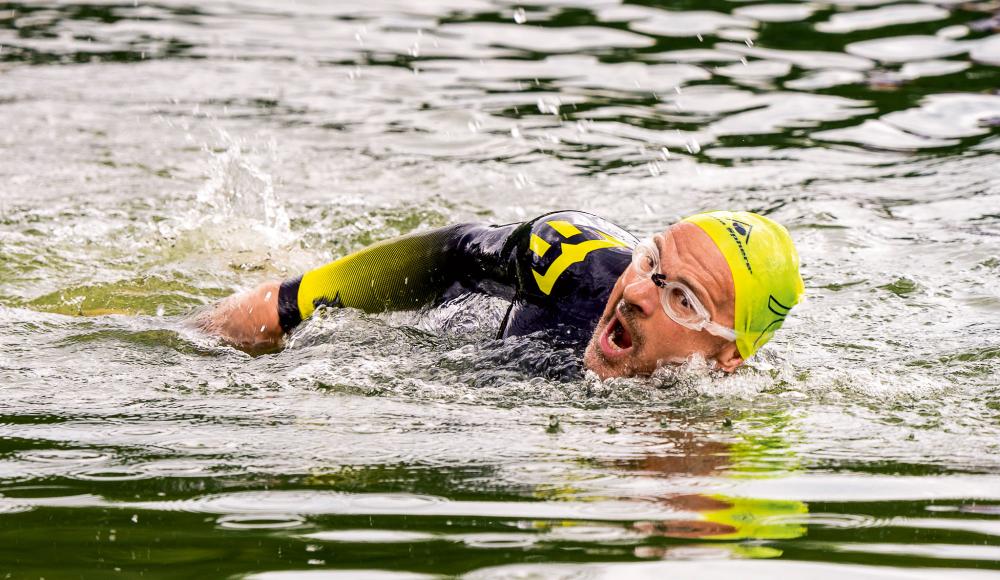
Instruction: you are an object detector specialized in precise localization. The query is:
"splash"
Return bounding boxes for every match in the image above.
[192,134,292,248]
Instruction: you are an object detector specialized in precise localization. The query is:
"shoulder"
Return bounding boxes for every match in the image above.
[520,211,637,297]
[526,211,637,252]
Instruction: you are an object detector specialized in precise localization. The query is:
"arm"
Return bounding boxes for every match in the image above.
[197,222,523,350]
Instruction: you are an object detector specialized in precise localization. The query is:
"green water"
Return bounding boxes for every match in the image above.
[1,0,999,578]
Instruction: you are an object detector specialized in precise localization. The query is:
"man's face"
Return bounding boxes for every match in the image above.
[584,222,740,379]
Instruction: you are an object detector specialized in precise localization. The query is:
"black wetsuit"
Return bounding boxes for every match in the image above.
[277,211,637,350]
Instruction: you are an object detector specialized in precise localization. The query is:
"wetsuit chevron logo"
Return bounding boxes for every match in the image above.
[530,220,628,295]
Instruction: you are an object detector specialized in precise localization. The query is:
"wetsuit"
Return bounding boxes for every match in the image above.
[277,211,638,349]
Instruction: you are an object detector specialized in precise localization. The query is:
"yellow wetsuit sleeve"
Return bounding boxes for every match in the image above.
[277,223,522,331]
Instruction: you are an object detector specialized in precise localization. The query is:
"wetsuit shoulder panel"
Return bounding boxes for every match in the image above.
[519,211,637,300]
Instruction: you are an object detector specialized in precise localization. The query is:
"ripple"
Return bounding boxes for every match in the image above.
[246,571,436,580]
[786,70,866,90]
[599,6,751,38]
[217,513,308,530]
[970,34,1000,66]
[135,459,218,477]
[882,94,1000,139]
[349,493,446,512]
[959,504,1000,515]
[710,93,872,137]
[813,119,959,150]
[167,491,447,516]
[816,4,949,34]
[733,4,817,23]
[717,43,875,71]
[441,23,654,53]
[784,513,884,529]
[177,491,351,514]
[544,524,641,543]
[73,468,148,481]
[846,35,967,63]
[301,530,439,543]
[897,60,970,80]
[0,502,33,515]
[460,533,539,549]
[715,60,792,80]
[576,500,671,519]
[18,449,110,464]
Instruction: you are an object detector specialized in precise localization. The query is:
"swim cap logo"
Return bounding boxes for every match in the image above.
[713,217,754,274]
[752,294,793,349]
[731,220,753,244]
[530,220,628,295]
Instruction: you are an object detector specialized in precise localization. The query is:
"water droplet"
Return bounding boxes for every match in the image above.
[537,96,561,116]
[131,514,138,523]
[647,161,661,177]
[408,42,420,58]
[696,34,703,42]
[511,126,522,139]
[685,139,701,154]
[155,305,165,317]
[659,147,671,160]
[264,291,272,301]
[513,7,527,24]
[745,38,754,47]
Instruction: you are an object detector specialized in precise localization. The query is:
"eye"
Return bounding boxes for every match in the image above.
[633,245,658,274]
[672,289,693,311]
[666,287,698,320]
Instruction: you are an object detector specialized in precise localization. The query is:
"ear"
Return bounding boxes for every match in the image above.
[714,342,744,373]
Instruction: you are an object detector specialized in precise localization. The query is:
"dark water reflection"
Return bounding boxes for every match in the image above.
[1,0,999,578]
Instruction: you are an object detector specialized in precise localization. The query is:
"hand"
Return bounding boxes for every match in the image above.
[195,280,284,351]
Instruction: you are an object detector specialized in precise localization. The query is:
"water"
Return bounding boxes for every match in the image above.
[1,0,999,577]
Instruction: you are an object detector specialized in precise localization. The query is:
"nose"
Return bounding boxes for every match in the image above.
[622,274,660,318]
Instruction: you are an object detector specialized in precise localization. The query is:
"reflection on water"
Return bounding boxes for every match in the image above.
[0,0,999,577]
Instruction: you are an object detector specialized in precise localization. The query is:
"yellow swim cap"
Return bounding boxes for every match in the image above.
[701,495,808,540]
[682,211,804,359]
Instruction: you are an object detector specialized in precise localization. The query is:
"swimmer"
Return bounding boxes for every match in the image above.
[198,210,804,379]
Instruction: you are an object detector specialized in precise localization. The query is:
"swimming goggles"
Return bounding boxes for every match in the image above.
[630,236,737,342]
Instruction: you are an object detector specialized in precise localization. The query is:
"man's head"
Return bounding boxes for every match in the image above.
[584,211,804,379]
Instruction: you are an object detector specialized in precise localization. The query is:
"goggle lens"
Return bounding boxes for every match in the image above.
[662,284,703,325]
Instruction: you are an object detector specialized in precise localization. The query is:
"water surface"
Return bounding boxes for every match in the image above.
[1,0,999,577]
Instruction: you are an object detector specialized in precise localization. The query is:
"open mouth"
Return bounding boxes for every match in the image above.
[599,312,634,359]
